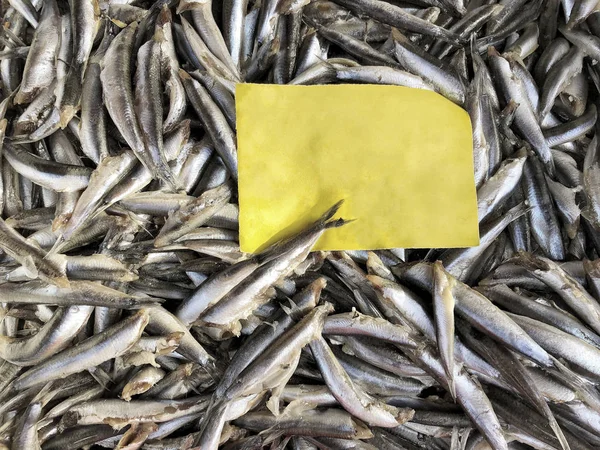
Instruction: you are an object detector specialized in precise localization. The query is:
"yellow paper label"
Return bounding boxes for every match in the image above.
[236,84,479,252]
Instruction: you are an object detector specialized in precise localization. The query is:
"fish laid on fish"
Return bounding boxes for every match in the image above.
[0,1,599,450]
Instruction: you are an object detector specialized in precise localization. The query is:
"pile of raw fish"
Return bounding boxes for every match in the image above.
[1,0,600,449]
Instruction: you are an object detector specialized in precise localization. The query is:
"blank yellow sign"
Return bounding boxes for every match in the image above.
[236,84,479,252]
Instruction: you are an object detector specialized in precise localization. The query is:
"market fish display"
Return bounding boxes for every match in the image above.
[0,0,600,449]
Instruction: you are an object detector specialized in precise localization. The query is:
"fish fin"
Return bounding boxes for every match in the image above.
[550,357,600,412]
[176,0,204,13]
[280,297,298,316]
[510,251,550,271]
[324,217,355,229]
[21,255,38,279]
[46,234,66,256]
[109,18,127,28]
[32,379,57,404]
[87,366,113,391]
[321,201,354,228]
[260,429,285,446]
[263,320,279,332]
[266,393,281,417]
[318,199,344,223]
[282,400,318,417]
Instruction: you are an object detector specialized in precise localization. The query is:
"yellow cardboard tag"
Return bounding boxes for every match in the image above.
[236,84,479,252]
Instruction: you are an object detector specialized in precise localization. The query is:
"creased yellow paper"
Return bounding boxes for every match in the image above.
[236,84,479,253]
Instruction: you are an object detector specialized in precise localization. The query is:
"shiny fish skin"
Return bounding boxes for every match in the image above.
[393,28,466,105]
[583,134,600,229]
[224,303,334,400]
[222,0,248,69]
[7,0,38,29]
[534,37,570,84]
[558,24,600,61]
[439,202,528,281]
[503,22,540,61]
[12,309,149,390]
[477,149,528,223]
[387,265,555,368]
[155,6,187,134]
[408,340,508,450]
[198,205,346,336]
[48,14,72,136]
[154,183,232,247]
[309,19,401,69]
[188,4,240,81]
[134,39,177,190]
[0,280,154,309]
[0,7,28,93]
[467,64,490,188]
[13,85,57,137]
[58,150,138,242]
[322,310,418,347]
[180,16,239,83]
[61,254,138,282]
[101,23,150,175]
[175,257,260,326]
[179,69,238,179]
[3,143,92,193]
[118,192,195,217]
[146,305,213,366]
[310,335,415,427]
[522,154,566,260]
[432,261,457,398]
[458,322,570,450]
[0,217,67,287]
[510,313,600,378]
[196,304,334,449]
[340,336,429,379]
[332,0,465,46]
[189,70,236,129]
[480,283,600,348]
[171,137,213,193]
[330,344,428,397]
[545,174,582,239]
[432,5,502,60]
[512,253,600,335]
[80,24,114,164]
[544,104,597,147]
[214,278,324,397]
[367,273,506,385]
[11,402,42,450]
[539,45,584,120]
[163,119,191,163]
[0,304,93,366]
[334,65,435,90]
[42,382,104,423]
[233,408,373,440]
[489,49,555,176]
[14,0,60,104]
[71,0,100,70]
[41,424,119,450]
